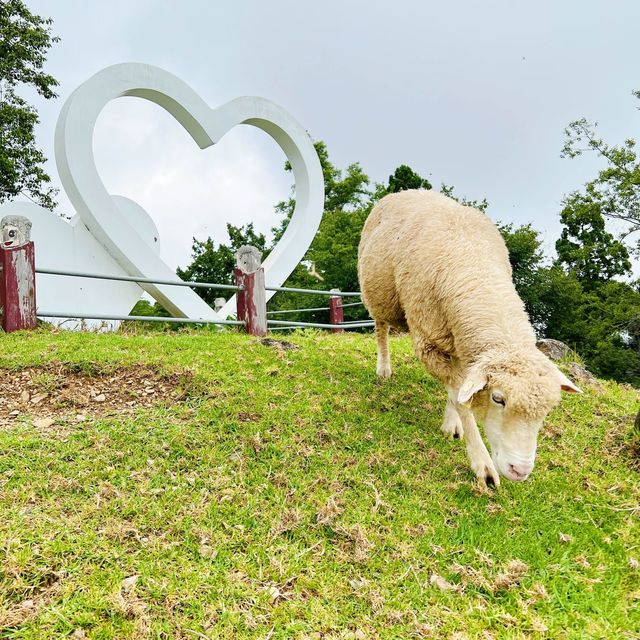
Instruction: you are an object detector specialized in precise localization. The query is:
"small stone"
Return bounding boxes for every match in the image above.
[559,533,572,543]
[33,418,54,429]
[629,558,639,570]
[536,339,571,361]
[9,410,19,416]
[92,394,106,403]
[30,392,48,405]
[20,390,30,403]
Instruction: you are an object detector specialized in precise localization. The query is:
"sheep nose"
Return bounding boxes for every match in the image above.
[507,463,533,481]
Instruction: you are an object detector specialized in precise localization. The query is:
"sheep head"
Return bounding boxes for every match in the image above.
[457,346,581,481]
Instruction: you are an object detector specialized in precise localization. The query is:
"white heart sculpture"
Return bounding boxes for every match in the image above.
[0,63,324,325]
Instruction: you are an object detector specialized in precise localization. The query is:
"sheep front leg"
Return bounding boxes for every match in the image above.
[375,321,392,378]
[455,402,500,487]
[441,386,463,439]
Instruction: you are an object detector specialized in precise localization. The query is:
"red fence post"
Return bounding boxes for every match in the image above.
[234,245,267,337]
[329,289,344,333]
[0,216,37,333]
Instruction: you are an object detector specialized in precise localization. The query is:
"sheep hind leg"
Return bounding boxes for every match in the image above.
[441,386,464,439]
[375,321,392,378]
[455,400,500,488]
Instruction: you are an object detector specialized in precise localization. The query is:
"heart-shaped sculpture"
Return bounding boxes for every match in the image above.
[1,63,324,325]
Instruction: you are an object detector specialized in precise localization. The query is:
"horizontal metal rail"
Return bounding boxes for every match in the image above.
[264,285,362,297]
[36,268,241,291]
[266,305,331,316]
[38,311,244,326]
[339,301,365,308]
[267,319,374,330]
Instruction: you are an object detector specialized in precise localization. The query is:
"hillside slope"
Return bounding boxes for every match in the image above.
[0,330,638,639]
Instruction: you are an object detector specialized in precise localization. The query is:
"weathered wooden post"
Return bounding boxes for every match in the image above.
[0,215,37,333]
[329,288,344,333]
[234,245,267,336]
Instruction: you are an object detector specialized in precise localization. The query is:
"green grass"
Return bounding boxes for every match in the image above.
[0,329,638,639]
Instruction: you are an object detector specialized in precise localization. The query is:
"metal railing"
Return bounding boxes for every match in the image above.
[30,252,373,334]
[36,267,242,291]
[0,241,375,335]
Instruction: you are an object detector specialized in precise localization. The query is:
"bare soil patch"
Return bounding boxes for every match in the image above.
[0,364,194,431]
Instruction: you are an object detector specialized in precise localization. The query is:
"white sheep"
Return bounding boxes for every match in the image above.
[358,190,580,486]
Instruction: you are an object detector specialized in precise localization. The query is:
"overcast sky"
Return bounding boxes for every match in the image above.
[23,0,640,272]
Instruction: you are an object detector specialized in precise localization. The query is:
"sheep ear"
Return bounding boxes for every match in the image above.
[556,368,582,394]
[458,368,488,405]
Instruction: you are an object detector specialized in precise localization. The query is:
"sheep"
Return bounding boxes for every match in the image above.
[357,189,580,486]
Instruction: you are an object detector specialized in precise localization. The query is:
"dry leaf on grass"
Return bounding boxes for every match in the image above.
[121,575,139,590]
[429,573,457,591]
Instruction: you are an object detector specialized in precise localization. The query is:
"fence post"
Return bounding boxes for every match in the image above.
[329,288,344,333]
[234,245,267,336]
[0,216,37,333]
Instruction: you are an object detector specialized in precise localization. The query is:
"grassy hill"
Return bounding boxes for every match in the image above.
[0,329,638,639]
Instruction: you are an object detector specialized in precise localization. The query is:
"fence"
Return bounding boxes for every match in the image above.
[0,240,374,336]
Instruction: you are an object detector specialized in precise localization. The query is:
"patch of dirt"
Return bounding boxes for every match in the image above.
[0,364,195,431]
[259,338,299,350]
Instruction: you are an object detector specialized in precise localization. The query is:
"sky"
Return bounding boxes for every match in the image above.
[21,0,640,272]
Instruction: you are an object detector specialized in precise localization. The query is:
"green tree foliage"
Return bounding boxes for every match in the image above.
[386,164,432,193]
[562,92,640,252]
[499,220,639,385]
[556,193,631,287]
[0,0,58,208]
[268,142,374,323]
[272,140,371,242]
[270,155,435,323]
[498,223,551,331]
[440,183,489,212]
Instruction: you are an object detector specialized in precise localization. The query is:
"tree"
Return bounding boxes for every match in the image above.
[440,183,489,212]
[269,142,373,322]
[498,223,550,331]
[562,92,640,252]
[556,193,631,288]
[272,140,371,242]
[386,164,432,193]
[0,0,59,209]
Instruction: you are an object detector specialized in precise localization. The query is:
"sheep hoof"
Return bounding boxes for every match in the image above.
[376,365,392,379]
[483,467,500,489]
[441,414,464,440]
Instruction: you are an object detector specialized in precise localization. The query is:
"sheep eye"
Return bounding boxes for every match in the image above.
[491,393,506,406]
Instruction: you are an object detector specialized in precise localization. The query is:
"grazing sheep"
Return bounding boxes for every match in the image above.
[358,190,580,486]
